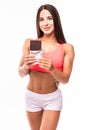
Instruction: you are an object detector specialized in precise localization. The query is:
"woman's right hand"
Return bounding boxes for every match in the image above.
[24,54,37,69]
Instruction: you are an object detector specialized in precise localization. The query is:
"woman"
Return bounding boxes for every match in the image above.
[18,4,75,130]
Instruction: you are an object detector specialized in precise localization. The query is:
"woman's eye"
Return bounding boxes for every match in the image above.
[39,18,44,21]
[48,16,53,20]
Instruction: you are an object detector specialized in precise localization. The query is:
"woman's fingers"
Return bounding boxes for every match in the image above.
[25,55,37,66]
[38,58,53,70]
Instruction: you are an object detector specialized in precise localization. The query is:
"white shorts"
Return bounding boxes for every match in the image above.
[25,88,62,112]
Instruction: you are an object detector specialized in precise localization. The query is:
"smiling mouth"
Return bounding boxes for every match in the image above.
[44,27,50,31]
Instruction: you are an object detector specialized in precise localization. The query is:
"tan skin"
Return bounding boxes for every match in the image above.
[18,9,74,130]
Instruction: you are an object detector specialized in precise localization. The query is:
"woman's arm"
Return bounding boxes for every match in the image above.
[50,44,75,84]
[18,39,38,77]
[38,43,75,84]
[18,39,30,77]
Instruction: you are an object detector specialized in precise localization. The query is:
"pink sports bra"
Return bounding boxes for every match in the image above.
[29,44,64,73]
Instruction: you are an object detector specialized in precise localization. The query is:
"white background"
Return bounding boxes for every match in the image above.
[0,0,87,130]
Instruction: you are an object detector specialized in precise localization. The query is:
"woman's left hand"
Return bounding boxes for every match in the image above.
[38,58,54,71]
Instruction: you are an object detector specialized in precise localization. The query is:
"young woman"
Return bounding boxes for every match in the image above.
[18,4,75,130]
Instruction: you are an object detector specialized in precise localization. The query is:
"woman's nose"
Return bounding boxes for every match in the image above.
[43,19,48,25]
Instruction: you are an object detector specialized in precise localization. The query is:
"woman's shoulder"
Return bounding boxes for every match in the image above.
[63,43,75,58]
[63,43,74,51]
[24,38,34,44]
[24,38,36,47]
[24,38,39,44]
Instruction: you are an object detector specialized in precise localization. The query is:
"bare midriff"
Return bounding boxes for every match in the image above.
[27,71,58,94]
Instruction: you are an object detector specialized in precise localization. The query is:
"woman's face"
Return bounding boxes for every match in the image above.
[39,9,54,35]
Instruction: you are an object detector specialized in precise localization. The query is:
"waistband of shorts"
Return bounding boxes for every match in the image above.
[25,88,61,100]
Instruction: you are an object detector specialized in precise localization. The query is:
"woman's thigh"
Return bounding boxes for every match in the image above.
[40,110,61,130]
[26,110,43,130]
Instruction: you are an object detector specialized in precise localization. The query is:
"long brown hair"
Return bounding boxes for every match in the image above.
[36,4,66,44]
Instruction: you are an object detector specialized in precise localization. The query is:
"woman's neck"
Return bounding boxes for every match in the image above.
[41,34,57,44]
